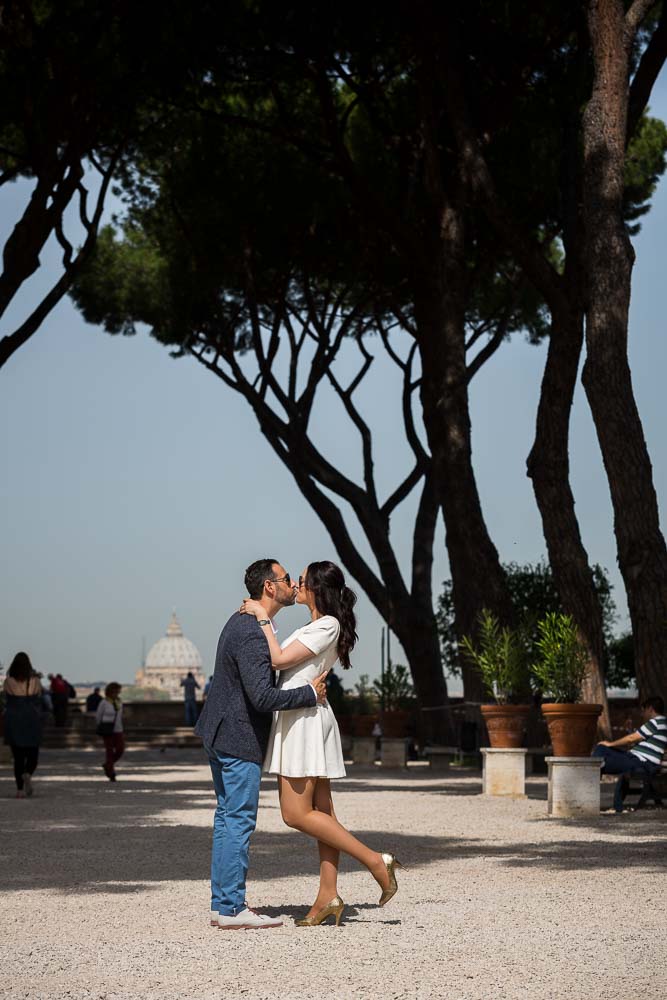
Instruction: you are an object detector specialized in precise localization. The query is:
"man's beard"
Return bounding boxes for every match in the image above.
[276,592,296,608]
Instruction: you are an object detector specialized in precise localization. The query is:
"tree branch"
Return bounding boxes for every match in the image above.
[628,3,667,139]
[54,216,74,269]
[401,342,430,469]
[381,462,426,519]
[626,0,659,36]
[411,471,439,607]
[0,165,21,187]
[466,321,509,382]
[0,146,120,369]
[189,338,398,617]
[326,338,377,504]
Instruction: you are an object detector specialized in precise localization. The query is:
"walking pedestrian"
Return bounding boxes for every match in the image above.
[49,673,69,727]
[96,683,124,781]
[3,652,44,799]
[180,671,200,726]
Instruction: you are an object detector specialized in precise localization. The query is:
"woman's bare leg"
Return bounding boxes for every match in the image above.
[309,778,340,915]
[278,776,389,891]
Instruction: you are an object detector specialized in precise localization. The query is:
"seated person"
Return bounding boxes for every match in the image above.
[592,695,666,811]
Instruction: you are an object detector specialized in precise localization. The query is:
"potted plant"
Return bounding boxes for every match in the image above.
[373,663,415,737]
[531,612,602,756]
[351,674,378,736]
[460,610,531,748]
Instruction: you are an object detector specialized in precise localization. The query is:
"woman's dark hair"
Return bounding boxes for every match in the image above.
[105,682,122,699]
[305,561,357,669]
[8,651,33,682]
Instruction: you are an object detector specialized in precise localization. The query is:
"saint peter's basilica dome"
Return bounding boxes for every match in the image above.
[135,612,205,699]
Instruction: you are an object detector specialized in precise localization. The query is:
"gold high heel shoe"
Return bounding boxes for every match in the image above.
[295,896,345,927]
[376,853,404,906]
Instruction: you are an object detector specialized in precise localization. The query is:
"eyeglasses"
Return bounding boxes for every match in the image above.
[270,573,291,586]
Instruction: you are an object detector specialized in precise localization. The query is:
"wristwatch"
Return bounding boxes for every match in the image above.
[257,619,271,627]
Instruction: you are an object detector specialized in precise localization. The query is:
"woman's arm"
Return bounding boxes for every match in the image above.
[241,600,314,669]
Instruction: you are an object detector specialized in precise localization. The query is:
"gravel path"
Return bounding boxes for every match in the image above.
[0,748,664,1000]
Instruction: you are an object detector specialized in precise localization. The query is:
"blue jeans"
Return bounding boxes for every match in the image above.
[592,745,658,811]
[207,750,262,915]
[184,700,198,727]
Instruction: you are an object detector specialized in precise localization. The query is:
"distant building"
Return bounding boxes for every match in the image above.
[135,612,205,700]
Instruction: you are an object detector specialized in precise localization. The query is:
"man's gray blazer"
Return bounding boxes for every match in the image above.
[194,612,316,764]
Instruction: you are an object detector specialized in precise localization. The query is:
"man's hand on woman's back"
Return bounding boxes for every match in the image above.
[312,671,329,704]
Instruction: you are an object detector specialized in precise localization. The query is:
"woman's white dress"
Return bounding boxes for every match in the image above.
[264,615,346,779]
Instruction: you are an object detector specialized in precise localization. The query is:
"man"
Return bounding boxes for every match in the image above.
[592,696,667,812]
[195,558,327,930]
[86,687,103,713]
[49,673,69,727]
[180,671,200,726]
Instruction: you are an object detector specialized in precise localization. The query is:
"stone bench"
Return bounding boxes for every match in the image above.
[615,765,667,810]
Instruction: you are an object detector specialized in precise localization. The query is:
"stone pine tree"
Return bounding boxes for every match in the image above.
[211,1,667,711]
[70,106,545,739]
[581,0,667,701]
[0,0,211,369]
[73,2,667,710]
[440,0,667,707]
[183,1,520,702]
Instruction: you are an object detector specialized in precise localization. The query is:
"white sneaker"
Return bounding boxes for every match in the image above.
[217,907,283,930]
[210,909,219,927]
[22,773,33,797]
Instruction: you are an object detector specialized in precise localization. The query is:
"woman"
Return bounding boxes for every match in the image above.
[242,560,402,927]
[3,652,43,799]
[96,682,124,781]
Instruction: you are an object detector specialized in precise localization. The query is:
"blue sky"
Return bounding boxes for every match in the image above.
[2,73,667,696]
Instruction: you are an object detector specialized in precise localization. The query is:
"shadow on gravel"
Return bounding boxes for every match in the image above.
[259,902,402,926]
[340,777,484,796]
[1,751,665,894]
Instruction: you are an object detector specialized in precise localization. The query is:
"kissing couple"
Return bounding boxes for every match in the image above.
[195,557,402,929]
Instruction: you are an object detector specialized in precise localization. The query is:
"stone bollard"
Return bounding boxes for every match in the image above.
[546,757,602,818]
[351,736,376,766]
[481,748,527,797]
[381,738,407,768]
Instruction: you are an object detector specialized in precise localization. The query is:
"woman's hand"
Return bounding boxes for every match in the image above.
[240,599,265,619]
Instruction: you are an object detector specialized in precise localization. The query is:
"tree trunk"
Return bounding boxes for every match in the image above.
[403,471,453,743]
[582,0,667,702]
[396,600,452,744]
[248,405,455,741]
[414,194,515,704]
[527,301,612,736]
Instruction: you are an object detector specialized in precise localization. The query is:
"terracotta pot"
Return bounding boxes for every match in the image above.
[336,715,353,736]
[381,710,412,738]
[480,704,531,748]
[353,715,378,737]
[541,703,603,756]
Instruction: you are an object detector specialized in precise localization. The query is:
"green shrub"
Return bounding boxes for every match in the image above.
[373,663,415,711]
[460,609,531,704]
[531,612,588,703]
